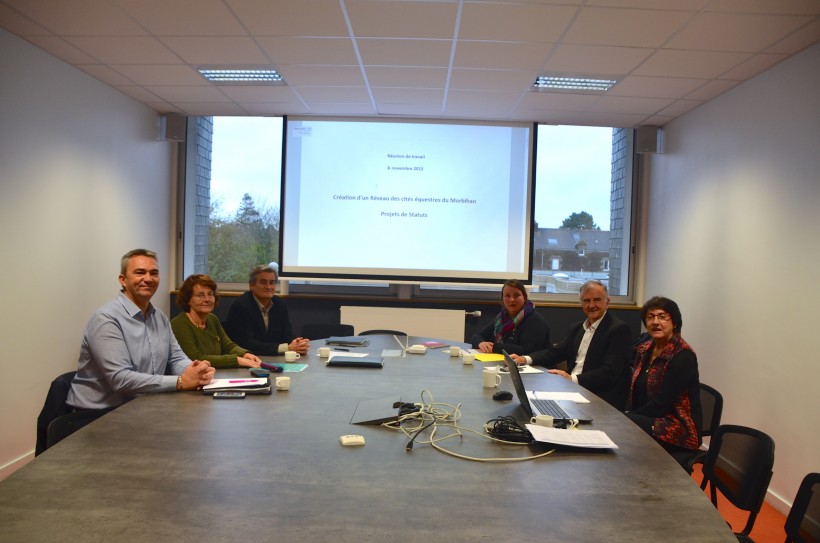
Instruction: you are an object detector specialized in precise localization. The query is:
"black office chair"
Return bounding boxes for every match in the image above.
[683,383,724,474]
[301,323,354,340]
[700,424,775,542]
[784,472,820,543]
[35,371,76,456]
[359,329,407,336]
[36,370,109,455]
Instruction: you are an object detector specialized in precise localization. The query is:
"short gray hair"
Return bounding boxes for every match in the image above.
[579,280,608,298]
[248,264,277,285]
[120,249,157,275]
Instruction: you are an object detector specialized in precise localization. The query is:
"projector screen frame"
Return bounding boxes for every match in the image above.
[279,116,537,286]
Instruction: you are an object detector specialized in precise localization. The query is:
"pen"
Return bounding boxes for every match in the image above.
[336,348,350,352]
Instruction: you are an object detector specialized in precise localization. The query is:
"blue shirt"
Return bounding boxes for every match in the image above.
[67,293,191,409]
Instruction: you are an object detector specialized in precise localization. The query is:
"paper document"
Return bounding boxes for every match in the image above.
[532,391,590,403]
[526,426,618,449]
[381,349,403,357]
[203,378,268,390]
[500,364,543,374]
[475,353,505,362]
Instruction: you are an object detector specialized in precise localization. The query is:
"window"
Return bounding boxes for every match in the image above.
[180,118,635,299]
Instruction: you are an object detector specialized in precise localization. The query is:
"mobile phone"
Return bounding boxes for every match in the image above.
[260,362,284,373]
[213,391,246,399]
[250,368,270,378]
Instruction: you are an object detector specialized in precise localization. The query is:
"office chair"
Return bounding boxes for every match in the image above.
[301,323,354,340]
[784,472,820,543]
[683,383,724,474]
[36,370,110,455]
[359,329,408,337]
[701,424,775,542]
[35,371,76,456]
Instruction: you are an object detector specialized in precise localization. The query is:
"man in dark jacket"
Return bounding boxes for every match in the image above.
[511,280,631,409]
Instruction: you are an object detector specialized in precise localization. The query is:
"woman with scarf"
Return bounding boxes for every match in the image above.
[626,296,702,467]
[470,280,550,355]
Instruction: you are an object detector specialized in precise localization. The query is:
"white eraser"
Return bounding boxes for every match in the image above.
[339,434,365,446]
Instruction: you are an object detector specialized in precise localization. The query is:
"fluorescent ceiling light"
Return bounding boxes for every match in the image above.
[198,68,286,85]
[533,76,617,92]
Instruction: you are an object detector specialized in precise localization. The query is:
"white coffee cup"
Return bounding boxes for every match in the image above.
[530,415,554,427]
[275,376,291,390]
[483,367,502,388]
[284,351,301,362]
[317,347,330,358]
[449,346,461,357]
[462,353,475,365]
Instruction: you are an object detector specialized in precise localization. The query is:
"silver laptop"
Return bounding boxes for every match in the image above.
[502,350,592,424]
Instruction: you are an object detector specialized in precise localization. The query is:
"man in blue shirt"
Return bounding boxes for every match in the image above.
[68,249,215,410]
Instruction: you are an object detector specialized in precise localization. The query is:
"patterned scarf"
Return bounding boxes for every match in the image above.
[493,300,535,343]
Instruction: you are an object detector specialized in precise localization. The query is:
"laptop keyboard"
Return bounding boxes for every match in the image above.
[531,398,571,420]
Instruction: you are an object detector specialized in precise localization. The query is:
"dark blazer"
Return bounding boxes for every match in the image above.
[530,312,631,409]
[470,311,550,356]
[224,291,295,356]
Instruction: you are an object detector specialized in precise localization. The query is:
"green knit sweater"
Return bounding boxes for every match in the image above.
[170,312,250,369]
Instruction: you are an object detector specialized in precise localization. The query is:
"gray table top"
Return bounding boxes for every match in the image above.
[1,335,734,542]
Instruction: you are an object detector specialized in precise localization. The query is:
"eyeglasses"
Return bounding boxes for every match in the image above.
[645,312,671,323]
[192,292,216,300]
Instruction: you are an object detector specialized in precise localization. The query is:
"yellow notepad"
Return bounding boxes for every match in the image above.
[474,353,505,363]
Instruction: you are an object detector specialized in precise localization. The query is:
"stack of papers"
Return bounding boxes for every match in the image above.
[526,426,618,449]
[202,378,271,395]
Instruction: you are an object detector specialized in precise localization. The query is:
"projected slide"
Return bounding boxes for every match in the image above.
[281,118,533,283]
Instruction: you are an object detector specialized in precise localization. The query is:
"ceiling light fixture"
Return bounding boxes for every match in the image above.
[533,76,617,92]
[198,67,286,85]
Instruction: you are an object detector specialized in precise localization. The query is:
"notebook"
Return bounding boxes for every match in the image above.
[327,356,384,368]
[201,377,272,395]
[325,336,370,347]
[350,396,402,424]
[501,350,592,423]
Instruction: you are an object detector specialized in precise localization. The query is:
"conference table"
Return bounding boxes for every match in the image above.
[0,335,734,542]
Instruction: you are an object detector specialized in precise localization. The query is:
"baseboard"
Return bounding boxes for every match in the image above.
[0,450,34,482]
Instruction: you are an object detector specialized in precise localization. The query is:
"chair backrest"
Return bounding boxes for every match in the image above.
[35,371,76,456]
[702,424,775,538]
[301,323,355,340]
[358,329,407,336]
[699,383,723,438]
[785,472,820,543]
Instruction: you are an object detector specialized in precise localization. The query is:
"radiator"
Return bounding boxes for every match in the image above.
[340,306,466,343]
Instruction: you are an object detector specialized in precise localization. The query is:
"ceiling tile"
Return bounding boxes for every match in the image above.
[449,69,536,92]
[4,0,146,36]
[564,7,693,48]
[0,3,51,35]
[459,2,578,43]
[454,41,554,70]
[227,0,349,36]
[346,0,458,39]
[607,75,708,98]
[544,44,653,74]
[78,64,138,86]
[366,66,447,88]
[279,65,365,86]
[518,92,600,111]
[24,35,97,64]
[160,37,269,65]
[256,37,358,65]
[589,95,675,115]
[177,102,248,115]
[65,37,180,64]
[705,0,820,16]
[111,64,208,86]
[296,86,372,104]
[372,87,444,105]
[665,12,813,51]
[359,38,453,67]
[116,0,248,36]
[683,79,742,100]
[143,85,231,102]
[634,49,751,78]
[719,53,787,80]
[217,85,302,103]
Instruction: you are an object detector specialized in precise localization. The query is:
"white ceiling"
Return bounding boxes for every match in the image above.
[2,0,819,127]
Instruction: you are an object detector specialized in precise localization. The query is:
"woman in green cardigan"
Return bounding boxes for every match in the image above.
[171,274,262,369]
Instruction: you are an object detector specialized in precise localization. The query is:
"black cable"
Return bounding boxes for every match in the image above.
[405,417,437,451]
[484,416,533,443]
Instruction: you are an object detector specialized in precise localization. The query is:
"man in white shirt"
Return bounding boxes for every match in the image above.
[511,280,632,409]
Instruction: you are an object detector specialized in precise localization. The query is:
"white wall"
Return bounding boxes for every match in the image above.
[0,30,175,477]
[643,42,820,511]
